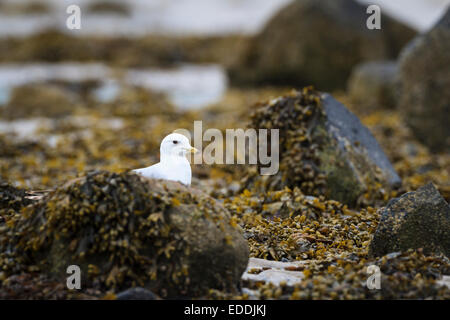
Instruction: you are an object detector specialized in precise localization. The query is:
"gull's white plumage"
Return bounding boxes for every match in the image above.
[133,133,197,186]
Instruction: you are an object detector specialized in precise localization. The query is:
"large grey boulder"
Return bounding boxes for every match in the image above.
[244,87,401,207]
[228,0,416,90]
[348,60,398,110]
[397,7,450,152]
[370,183,450,257]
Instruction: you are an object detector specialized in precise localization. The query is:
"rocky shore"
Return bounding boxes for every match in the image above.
[0,0,449,300]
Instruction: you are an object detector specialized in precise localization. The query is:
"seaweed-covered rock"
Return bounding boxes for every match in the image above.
[0,171,249,298]
[397,7,450,152]
[0,1,50,15]
[348,61,398,110]
[244,87,400,206]
[370,183,450,257]
[228,0,416,90]
[2,84,77,119]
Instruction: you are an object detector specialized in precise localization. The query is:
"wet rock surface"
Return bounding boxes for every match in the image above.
[348,61,398,110]
[228,0,416,90]
[398,7,450,152]
[244,87,400,207]
[370,183,450,257]
[0,171,249,298]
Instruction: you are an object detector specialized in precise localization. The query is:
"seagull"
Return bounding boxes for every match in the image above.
[133,133,198,186]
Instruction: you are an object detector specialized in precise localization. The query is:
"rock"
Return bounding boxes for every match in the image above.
[1,84,77,119]
[244,87,401,207]
[370,183,450,257]
[348,60,398,110]
[228,0,416,91]
[397,7,450,152]
[86,1,130,16]
[0,171,249,298]
[116,287,158,300]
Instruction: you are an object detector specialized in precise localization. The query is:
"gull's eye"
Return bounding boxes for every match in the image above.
[173,140,178,144]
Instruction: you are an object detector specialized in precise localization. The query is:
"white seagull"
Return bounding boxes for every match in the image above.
[133,133,198,186]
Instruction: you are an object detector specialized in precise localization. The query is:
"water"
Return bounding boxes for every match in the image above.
[126,64,227,110]
[0,63,228,110]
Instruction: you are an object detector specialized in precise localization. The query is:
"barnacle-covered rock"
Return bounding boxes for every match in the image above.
[228,0,416,90]
[0,171,249,298]
[244,87,401,206]
[397,7,450,152]
[370,183,450,257]
[347,61,398,110]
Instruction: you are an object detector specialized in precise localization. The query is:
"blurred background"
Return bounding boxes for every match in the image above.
[0,0,448,197]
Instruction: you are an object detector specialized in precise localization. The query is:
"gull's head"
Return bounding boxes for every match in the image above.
[160,133,198,158]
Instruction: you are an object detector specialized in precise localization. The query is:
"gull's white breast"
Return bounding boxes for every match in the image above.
[133,156,192,185]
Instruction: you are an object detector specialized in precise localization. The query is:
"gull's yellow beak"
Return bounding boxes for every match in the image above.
[187,147,199,154]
